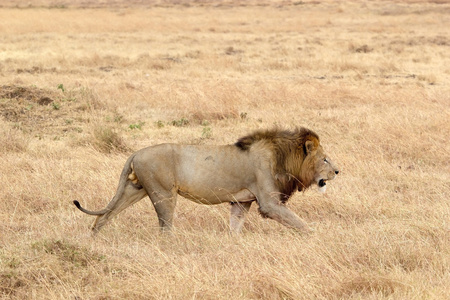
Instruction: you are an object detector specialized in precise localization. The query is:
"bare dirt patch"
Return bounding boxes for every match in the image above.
[0,85,89,136]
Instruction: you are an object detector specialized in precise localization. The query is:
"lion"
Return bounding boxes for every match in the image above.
[73,127,339,234]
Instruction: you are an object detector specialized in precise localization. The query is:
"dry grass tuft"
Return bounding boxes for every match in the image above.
[0,127,29,152]
[336,274,408,298]
[91,126,129,153]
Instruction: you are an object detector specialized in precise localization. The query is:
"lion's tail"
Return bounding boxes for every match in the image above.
[73,200,110,215]
[73,153,137,216]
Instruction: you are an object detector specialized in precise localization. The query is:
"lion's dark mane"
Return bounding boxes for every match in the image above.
[235,127,320,202]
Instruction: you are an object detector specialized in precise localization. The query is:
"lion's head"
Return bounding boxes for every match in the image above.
[302,140,339,193]
[235,127,339,200]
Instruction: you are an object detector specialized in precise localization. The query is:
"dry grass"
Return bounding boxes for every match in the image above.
[1,0,449,299]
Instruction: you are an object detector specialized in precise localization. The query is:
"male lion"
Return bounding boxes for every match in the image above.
[74,127,339,234]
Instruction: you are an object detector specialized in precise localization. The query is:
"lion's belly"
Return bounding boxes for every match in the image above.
[177,188,256,205]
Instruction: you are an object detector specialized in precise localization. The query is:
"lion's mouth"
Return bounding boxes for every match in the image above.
[317,179,327,193]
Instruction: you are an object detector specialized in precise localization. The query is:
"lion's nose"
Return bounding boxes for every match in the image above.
[335,170,339,175]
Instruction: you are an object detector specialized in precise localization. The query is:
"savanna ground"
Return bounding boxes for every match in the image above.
[0,0,449,299]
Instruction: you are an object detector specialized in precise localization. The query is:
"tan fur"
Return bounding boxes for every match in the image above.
[73,127,339,234]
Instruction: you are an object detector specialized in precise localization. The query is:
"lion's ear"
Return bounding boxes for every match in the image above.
[304,140,316,155]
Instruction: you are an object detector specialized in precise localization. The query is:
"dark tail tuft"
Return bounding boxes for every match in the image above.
[73,200,81,209]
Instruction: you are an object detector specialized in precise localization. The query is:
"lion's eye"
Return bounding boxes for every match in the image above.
[324,158,328,163]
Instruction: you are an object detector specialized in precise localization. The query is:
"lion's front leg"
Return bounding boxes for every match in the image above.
[230,201,253,234]
[256,190,312,233]
[258,201,311,233]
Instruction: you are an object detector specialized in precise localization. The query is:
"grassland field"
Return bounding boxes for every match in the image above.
[0,0,449,299]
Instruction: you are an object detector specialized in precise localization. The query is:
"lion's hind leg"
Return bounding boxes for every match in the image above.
[91,182,147,233]
[230,202,253,234]
[143,185,178,231]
